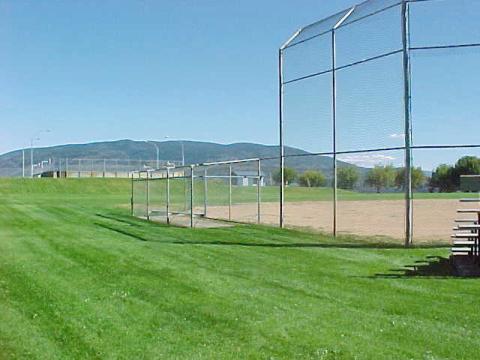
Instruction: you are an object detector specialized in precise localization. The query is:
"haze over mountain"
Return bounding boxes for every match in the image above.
[0,140,364,177]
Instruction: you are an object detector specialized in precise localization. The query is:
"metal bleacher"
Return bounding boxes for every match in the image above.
[452,202,480,259]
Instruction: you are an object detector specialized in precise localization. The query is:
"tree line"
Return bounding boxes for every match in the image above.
[273,156,480,193]
[429,156,480,192]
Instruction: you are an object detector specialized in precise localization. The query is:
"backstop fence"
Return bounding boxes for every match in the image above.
[279,0,480,246]
[132,0,480,246]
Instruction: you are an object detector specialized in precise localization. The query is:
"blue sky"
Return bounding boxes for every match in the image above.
[0,0,355,154]
[0,0,479,170]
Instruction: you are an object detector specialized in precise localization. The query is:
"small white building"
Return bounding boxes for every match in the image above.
[233,171,265,187]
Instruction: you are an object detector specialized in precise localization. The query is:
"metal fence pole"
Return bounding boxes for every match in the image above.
[257,159,261,224]
[130,174,134,216]
[146,172,150,221]
[190,165,194,228]
[402,0,413,247]
[331,29,338,238]
[204,168,208,217]
[329,7,354,236]
[229,164,232,221]
[30,141,34,178]
[279,48,285,228]
[184,170,188,212]
[166,167,170,225]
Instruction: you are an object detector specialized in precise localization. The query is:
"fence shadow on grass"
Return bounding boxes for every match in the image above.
[94,213,450,250]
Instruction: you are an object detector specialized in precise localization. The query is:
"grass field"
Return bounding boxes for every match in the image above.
[139,177,475,208]
[1,179,479,359]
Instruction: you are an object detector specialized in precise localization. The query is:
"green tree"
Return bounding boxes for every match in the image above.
[429,164,456,192]
[394,167,426,190]
[365,165,395,193]
[452,156,480,187]
[429,157,480,192]
[272,167,297,185]
[337,167,359,190]
[298,170,326,188]
[455,156,480,175]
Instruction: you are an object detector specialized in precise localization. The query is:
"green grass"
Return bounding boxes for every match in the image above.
[140,177,476,208]
[0,178,479,359]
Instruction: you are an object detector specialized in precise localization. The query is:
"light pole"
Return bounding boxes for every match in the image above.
[164,136,185,166]
[30,129,50,178]
[22,149,25,178]
[30,137,39,178]
[145,141,160,169]
[181,141,185,166]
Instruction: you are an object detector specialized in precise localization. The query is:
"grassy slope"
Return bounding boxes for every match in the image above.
[0,179,479,359]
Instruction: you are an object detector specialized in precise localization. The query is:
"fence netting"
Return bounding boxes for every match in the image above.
[280,0,480,244]
[131,159,275,228]
[131,0,480,245]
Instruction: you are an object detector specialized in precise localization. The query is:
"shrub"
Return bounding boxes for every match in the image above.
[298,170,326,188]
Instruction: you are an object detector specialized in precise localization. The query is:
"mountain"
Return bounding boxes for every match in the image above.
[0,140,364,177]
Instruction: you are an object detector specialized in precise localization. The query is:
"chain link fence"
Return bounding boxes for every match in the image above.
[131,159,282,228]
[279,0,480,245]
[0,158,181,178]
[132,0,479,246]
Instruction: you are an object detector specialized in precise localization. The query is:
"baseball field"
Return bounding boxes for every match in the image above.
[1,178,479,359]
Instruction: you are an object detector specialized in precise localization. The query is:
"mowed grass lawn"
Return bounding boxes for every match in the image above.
[0,179,479,359]
[143,177,474,208]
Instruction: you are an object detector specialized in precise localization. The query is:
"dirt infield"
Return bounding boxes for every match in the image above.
[205,199,467,242]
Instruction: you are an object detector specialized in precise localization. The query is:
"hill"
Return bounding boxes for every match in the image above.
[0,140,363,177]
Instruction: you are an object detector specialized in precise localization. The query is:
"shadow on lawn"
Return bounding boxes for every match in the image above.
[95,218,448,250]
[373,256,464,278]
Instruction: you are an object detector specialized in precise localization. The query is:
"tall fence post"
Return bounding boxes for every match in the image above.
[402,0,413,247]
[130,174,134,216]
[279,48,285,228]
[190,165,194,228]
[204,168,208,217]
[146,172,150,221]
[331,29,338,238]
[166,167,170,225]
[184,169,188,212]
[257,159,261,224]
[329,7,354,237]
[229,164,232,221]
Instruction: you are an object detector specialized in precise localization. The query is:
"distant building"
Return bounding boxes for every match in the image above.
[460,175,480,192]
[233,171,265,187]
